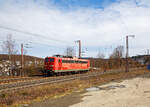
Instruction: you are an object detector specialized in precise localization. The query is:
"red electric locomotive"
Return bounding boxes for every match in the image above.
[44,55,90,75]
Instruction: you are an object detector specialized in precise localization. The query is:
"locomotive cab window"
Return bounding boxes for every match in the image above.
[45,58,49,62]
[50,58,54,62]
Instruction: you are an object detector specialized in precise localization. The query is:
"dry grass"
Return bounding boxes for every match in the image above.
[0,69,149,107]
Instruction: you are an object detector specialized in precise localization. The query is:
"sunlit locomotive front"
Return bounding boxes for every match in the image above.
[44,55,90,75]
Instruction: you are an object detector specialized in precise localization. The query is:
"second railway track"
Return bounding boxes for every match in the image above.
[0,67,145,93]
[0,77,44,84]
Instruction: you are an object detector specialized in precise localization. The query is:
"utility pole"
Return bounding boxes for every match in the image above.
[147,49,149,55]
[126,36,129,72]
[21,43,31,67]
[125,35,135,72]
[21,43,24,69]
[75,40,81,58]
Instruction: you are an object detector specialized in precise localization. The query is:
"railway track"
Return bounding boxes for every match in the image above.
[0,77,44,84]
[0,67,145,93]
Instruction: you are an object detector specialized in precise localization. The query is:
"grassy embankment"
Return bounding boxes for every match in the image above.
[0,69,149,107]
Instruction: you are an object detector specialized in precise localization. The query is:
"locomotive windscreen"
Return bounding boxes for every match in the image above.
[50,58,54,62]
[45,58,54,62]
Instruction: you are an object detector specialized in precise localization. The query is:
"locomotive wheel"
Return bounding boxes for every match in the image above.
[47,72,54,76]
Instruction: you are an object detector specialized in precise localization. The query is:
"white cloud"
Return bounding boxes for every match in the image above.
[0,0,150,57]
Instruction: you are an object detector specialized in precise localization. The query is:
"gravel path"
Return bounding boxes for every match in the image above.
[71,77,150,107]
[29,76,150,107]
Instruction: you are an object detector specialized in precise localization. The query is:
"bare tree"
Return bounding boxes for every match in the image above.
[1,34,18,55]
[64,46,76,57]
[97,50,105,59]
[1,34,18,76]
[109,45,124,59]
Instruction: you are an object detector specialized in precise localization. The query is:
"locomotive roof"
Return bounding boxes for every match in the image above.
[45,56,89,61]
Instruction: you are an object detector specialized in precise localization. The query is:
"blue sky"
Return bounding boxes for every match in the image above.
[0,0,150,58]
[50,0,118,9]
[0,0,119,11]
[9,0,118,7]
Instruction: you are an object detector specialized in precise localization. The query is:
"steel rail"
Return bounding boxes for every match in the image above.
[0,72,102,92]
[0,67,143,83]
[0,77,41,83]
[0,67,145,93]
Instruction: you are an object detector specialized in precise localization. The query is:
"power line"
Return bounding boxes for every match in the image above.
[0,25,72,44]
[0,26,76,56]
[0,37,74,52]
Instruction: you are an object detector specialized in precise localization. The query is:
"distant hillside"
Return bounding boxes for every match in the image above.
[0,54,44,76]
[0,54,44,66]
[0,54,144,69]
[0,54,43,61]
[88,57,143,69]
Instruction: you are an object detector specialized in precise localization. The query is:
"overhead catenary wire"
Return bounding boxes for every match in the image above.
[0,25,72,44]
[0,25,76,56]
[0,37,74,54]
